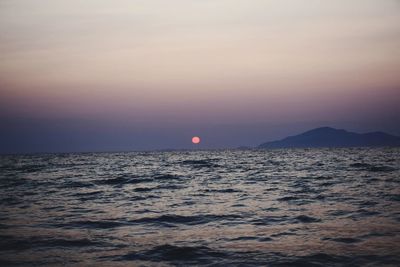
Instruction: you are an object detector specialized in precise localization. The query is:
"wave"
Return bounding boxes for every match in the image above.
[294,215,321,223]
[271,232,297,237]
[152,174,183,180]
[323,237,362,243]
[328,210,353,217]
[277,196,299,201]
[252,215,320,224]
[16,164,48,173]
[388,194,400,201]
[350,163,396,172]
[181,159,219,168]
[251,215,291,225]
[115,244,227,263]
[203,188,241,193]
[133,187,153,192]
[0,235,106,251]
[63,180,94,188]
[94,176,153,186]
[72,191,102,197]
[129,214,242,226]
[56,220,126,229]
[39,238,105,248]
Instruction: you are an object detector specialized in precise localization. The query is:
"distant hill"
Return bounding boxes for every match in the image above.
[259,127,400,148]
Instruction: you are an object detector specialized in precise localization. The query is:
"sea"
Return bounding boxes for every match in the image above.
[0,148,399,266]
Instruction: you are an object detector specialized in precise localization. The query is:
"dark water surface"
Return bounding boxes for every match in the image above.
[1,148,399,266]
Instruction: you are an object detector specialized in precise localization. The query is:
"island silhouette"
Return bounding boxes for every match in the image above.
[259,127,400,148]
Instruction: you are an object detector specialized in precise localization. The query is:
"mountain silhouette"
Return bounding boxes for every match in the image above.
[259,127,400,148]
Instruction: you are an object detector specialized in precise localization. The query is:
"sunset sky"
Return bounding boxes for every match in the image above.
[1,0,400,153]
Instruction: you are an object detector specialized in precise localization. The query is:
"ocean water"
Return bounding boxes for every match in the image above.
[0,148,400,266]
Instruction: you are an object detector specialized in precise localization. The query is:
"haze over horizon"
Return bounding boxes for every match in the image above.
[1,0,400,153]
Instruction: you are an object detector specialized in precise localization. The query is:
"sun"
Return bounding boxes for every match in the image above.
[192,136,201,144]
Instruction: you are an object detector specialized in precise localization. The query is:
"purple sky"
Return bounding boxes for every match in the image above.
[1,0,400,153]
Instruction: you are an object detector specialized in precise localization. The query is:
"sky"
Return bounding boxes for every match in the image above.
[1,0,400,153]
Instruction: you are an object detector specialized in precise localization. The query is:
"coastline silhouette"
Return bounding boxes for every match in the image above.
[259,127,400,148]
